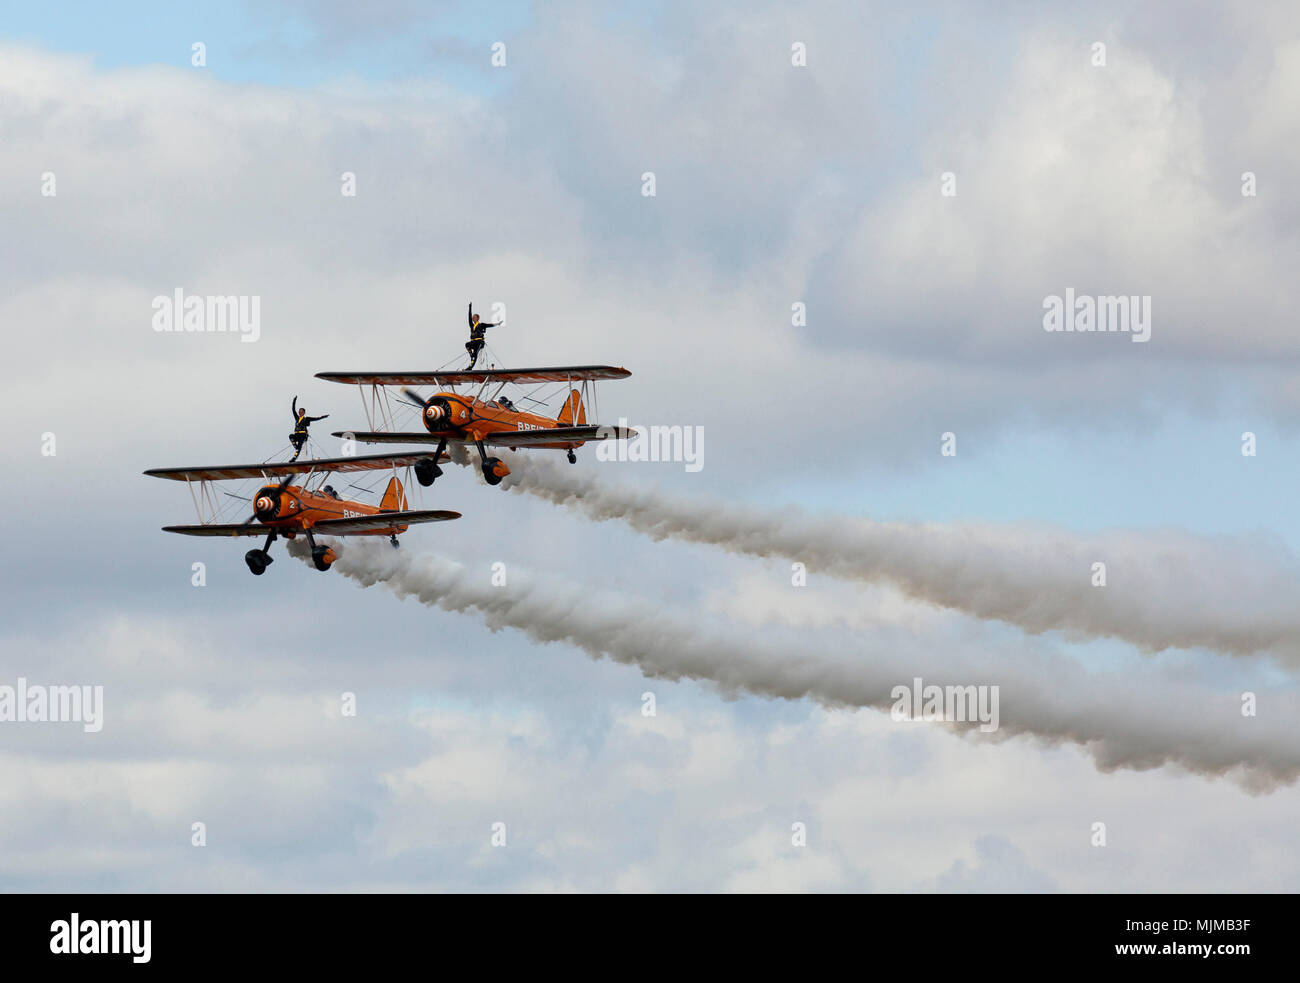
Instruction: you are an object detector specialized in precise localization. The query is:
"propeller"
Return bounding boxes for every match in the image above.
[242,471,296,526]
[402,388,453,429]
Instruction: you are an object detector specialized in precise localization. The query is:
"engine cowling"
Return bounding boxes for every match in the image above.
[422,396,468,434]
[253,487,282,521]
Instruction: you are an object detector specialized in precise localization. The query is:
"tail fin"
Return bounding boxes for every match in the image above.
[558,389,586,426]
[380,476,408,512]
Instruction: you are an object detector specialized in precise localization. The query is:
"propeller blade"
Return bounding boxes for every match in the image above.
[402,388,428,408]
[239,474,292,526]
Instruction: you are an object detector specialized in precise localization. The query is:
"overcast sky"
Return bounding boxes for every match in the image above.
[1,0,1298,891]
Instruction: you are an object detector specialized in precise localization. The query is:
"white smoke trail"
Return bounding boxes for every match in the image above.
[291,538,1300,791]
[450,450,1300,662]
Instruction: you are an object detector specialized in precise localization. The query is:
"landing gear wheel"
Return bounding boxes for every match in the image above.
[482,457,505,486]
[312,540,338,572]
[245,550,272,576]
[415,457,442,487]
[390,534,400,549]
[566,450,577,464]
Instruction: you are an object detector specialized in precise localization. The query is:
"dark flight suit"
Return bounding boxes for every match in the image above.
[289,398,328,461]
[466,303,498,369]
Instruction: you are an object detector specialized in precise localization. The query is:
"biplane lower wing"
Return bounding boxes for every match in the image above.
[329,431,438,445]
[316,366,631,387]
[310,509,461,535]
[332,427,633,447]
[162,523,268,537]
[481,425,634,446]
[162,509,460,538]
[144,452,447,483]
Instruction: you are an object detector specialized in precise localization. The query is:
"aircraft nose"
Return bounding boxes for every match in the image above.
[425,404,446,423]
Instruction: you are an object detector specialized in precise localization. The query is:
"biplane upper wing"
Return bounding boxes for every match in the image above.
[143,452,445,482]
[162,523,269,537]
[480,425,635,446]
[309,509,461,535]
[315,366,631,387]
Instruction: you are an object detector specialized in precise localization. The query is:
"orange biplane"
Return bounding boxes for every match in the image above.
[144,452,458,575]
[316,366,633,487]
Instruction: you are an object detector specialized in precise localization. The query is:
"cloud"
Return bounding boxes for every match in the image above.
[929,834,1057,893]
[4,1,1300,892]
